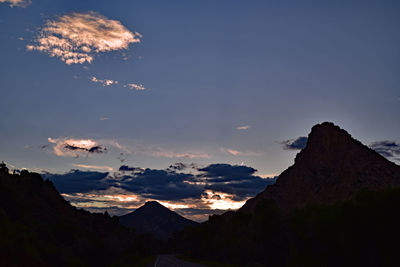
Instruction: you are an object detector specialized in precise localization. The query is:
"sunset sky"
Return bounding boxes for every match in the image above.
[1,0,399,221]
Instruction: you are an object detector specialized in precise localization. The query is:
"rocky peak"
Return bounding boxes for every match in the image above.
[240,122,400,213]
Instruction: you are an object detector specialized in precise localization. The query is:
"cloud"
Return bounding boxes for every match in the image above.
[118,165,144,172]
[73,164,113,171]
[198,163,257,178]
[27,11,141,64]
[91,76,118,86]
[115,168,204,201]
[370,141,400,160]
[117,152,127,163]
[91,78,146,91]
[0,0,31,8]
[236,125,250,130]
[168,163,190,171]
[281,136,308,150]
[124,83,146,91]
[220,147,262,156]
[221,148,241,156]
[150,147,211,159]
[48,137,107,157]
[42,170,110,193]
[45,163,277,221]
[197,164,277,201]
[112,163,277,202]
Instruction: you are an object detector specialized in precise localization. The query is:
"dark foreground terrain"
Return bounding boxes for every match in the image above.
[0,165,162,266]
[175,123,400,266]
[1,122,399,266]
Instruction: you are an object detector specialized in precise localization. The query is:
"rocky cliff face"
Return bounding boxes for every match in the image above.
[240,122,400,212]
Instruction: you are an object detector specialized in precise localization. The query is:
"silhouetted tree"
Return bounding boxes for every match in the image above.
[0,161,8,174]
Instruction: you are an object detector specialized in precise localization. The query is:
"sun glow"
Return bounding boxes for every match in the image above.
[158,201,190,210]
[103,194,138,202]
[202,190,247,210]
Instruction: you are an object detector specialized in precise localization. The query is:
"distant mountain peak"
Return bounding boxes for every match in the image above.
[143,200,164,207]
[119,201,198,239]
[240,122,400,212]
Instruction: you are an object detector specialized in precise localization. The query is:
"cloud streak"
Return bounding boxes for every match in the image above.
[236,125,250,130]
[73,164,113,171]
[125,83,146,91]
[220,147,262,157]
[91,77,146,91]
[370,141,400,160]
[149,147,211,159]
[91,76,118,86]
[27,11,141,64]
[281,136,308,150]
[0,0,31,8]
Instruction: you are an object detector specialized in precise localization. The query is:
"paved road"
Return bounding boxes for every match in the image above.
[153,255,206,267]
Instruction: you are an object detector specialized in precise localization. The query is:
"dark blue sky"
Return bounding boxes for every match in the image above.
[1,0,399,220]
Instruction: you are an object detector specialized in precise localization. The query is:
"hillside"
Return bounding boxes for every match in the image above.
[0,166,158,266]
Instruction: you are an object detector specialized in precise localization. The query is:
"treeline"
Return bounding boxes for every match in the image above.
[0,166,161,266]
[175,188,400,266]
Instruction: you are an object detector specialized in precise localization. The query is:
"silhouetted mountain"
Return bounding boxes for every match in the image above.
[119,201,198,239]
[177,122,400,266]
[0,166,160,266]
[241,122,400,212]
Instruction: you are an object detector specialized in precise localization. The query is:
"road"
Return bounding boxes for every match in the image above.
[153,255,206,267]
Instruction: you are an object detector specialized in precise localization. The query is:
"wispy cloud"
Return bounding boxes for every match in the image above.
[150,147,211,159]
[370,141,400,161]
[91,76,118,86]
[0,0,31,8]
[47,137,107,157]
[27,11,141,64]
[91,77,146,91]
[73,164,113,172]
[220,147,262,156]
[281,136,308,150]
[221,148,240,156]
[124,83,146,91]
[236,125,251,130]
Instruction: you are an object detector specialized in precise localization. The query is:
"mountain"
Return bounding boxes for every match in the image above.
[240,122,400,213]
[119,201,198,239]
[176,122,400,266]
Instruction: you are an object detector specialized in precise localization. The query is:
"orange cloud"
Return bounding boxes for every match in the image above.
[125,83,146,91]
[72,164,113,172]
[220,147,262,156]
[91,76,118,86]
[27,11,141,64]
[48,137,105,157]
[236,125,250,130]
[0,0,31,8]
[202,190,247,210]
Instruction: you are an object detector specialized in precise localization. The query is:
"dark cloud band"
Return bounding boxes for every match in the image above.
[44,163,277,202]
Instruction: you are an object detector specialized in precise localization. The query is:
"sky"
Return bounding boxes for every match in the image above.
[1,0,399,221]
